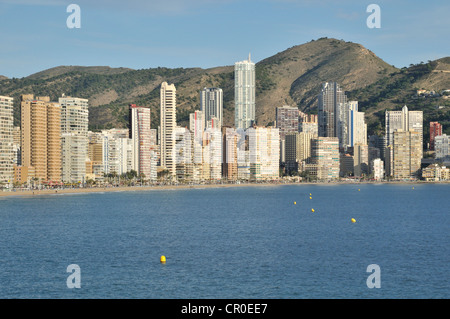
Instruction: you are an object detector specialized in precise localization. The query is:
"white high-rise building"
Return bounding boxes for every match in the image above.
[129,104,156,181]
[235,54,255,130]
[200,88,223,128]
[59,95,89,184]
[345,101,367,148]
[99,129,132,177]
[189,111,205,180]
[202,128,222,180]
[311,137,340,180]
[385,105,423,149]
[435,134,450,160]
[0,96,14,186]
[160,82,177,176]
[248,127,280,180]
[372,158,384,181]
[174,126,193,181]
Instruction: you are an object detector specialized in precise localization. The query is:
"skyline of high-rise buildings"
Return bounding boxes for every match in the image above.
[0,67,445,187]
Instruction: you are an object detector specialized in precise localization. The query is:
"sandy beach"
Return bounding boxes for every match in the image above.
[1,180,447,198]
[0,182,283,198]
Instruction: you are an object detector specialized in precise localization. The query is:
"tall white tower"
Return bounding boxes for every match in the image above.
[160,82,177,176]
[235,54,255,130]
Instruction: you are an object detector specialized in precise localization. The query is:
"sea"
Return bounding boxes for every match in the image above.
[0,183,448,299]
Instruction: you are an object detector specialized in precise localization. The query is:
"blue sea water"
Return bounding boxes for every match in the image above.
[0,183,448,299]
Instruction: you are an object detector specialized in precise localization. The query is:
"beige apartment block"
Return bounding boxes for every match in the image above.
[20,95,61,183]
[392,129,422,179]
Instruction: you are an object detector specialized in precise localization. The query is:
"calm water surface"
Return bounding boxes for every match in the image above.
[0,184,448,298]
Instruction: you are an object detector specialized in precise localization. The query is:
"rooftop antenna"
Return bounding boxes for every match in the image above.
[248,52,251,62]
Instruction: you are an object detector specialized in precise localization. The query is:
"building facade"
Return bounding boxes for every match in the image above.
[200,87,223,129]
[20,95,61,184]
[60,95,89,184]
[235,54,255,130]
[160,82,177,177]
[311,137,340,180]
[429,121,443,151]
[0,96,14,186]
[248,127,280,180]
[318,82,347,139]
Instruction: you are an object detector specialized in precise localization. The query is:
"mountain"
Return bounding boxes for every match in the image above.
[26,66,134,80]
[1,38,449,137]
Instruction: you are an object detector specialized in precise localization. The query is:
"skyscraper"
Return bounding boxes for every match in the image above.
[385,105,423,176]
[235,54,255,130]
[318,82,347,139]
[129,104,155,181]
[160,82,177,177]
[0,96,14,185]
[345,101,367,148]
[430,121,443,151]
[60,95,89,184]
[20,95,61,184]
[200,88,223,128]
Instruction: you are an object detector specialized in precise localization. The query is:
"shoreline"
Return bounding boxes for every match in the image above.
[1,180,449,198]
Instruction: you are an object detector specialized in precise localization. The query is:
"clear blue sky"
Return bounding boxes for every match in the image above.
[0,0,448,78]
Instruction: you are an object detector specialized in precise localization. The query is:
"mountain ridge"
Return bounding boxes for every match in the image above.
[0,37,448,137]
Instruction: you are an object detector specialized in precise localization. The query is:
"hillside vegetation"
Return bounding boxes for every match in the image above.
[0,38,448,138]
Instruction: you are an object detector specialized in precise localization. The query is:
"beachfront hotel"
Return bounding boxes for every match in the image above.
[160,81,177,177]
[311,136,340,180]
[60,95,89,184]
[0,95,14,185]
[235,54,255,130]
[385,106,423,177]
[248,126,280,180]
[20,95,61,184]
[129,104,156,181]
[390,129,422,179]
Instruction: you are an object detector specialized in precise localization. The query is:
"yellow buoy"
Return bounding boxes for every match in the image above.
[351,218,356,223]
[311,208,315,212]
[358,189,360,191]
[309,193,312,196]
[309,196,312,199]
[294,201,296,205]
[160,255,166,264]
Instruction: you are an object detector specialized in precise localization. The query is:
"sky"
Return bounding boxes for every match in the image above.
[0,0,448,78]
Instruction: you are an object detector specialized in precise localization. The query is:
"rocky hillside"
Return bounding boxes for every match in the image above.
[1,38,448,136]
